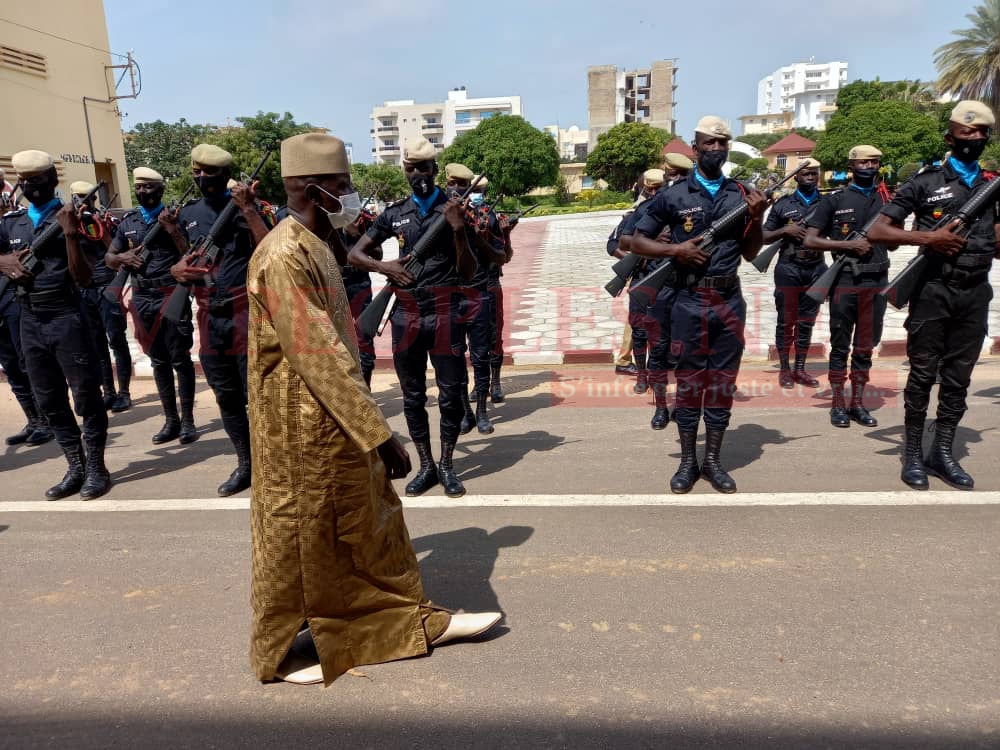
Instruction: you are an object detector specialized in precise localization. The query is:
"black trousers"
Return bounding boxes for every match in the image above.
[671,286,745,431]
[464,288,492,395]
[132,290,196,413]
[773,258,824,359]
[345,278,375,378]
[827,274,886,385]
[199,299,249,449]
[0,299,37,417]
[488,284,504,366]
[82,286,131,391]
[904,277,991,428]
[20,302,107,448]
[629,284,677,386]
[390,293,468,444]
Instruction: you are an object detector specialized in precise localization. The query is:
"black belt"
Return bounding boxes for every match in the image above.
[782,247,823,263]
[693,274,739,290]
[845,260,890,276]
[18,287,77,310]
[134,274,176,290]
[952,252,994,270]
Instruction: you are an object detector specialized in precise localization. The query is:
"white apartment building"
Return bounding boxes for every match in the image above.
[755,61,849,131]
[370,87,522,165]
[543,124,590,161]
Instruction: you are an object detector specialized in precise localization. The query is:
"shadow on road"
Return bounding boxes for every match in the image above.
[974,385,1000,404]
[865,422,991,461]
[455,430,571,482]
[663,424,816,473]
[0,524,8,534]
[412,525,533,616]
[111,436,236,486]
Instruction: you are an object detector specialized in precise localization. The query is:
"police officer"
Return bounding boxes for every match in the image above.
[0,151,111,499]
[868,101,998,490]
[106,167,199,445]
[482,176,512,406]
[631,117,767,494]
[762,158,825,388]
[347,137,477,498]
[73,181,133,412]
[168,144,272,496]
[804,146,893,428]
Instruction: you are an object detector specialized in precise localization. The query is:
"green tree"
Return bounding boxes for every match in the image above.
[897,162,922,183]
[813,100,946,171]
[730,157,771,182]
[734,133,782,152]
[553,173,571,206]
[727,151,751,166]
[935,0,1000,114]
[436,115,559,198]
[585,122,671,192]
[123,118,217,201]
[350,162,410,203]
[835,80,886,117]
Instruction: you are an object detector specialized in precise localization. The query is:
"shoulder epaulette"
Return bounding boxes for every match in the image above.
[123,209,140,219]
[915,164,941,177]
[385,198,406,209]
[3,207,27,218]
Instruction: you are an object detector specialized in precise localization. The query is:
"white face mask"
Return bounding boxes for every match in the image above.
[315,187,362,229]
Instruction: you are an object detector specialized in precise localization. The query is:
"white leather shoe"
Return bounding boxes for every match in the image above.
[275,661,324,685]
[431,611,502,646]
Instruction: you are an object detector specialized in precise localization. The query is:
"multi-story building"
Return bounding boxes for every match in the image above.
[738,111,795,136]
[0,3,133,206]
[543,124,590,161]
[370,87,522,165]
[587,61,678,152]
[753,60,848,132]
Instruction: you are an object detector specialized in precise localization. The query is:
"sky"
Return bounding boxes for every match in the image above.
[102,0,977,162]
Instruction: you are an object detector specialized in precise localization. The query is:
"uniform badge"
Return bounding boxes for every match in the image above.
[840,223,851,236]
[397,233,405,249]
[963,110,976,124]
[932,208,943,220]
[683,216,694,233]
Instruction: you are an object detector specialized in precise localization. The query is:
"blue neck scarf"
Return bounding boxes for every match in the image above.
[139,203,164,225]
[796,189,819,205]
[28,197,61,228]
[948,155,981,188]
[411,186,441,217]
[695,171,724,198]
[849,183,875,197]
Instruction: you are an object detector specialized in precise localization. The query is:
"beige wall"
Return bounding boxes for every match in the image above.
[0,2,131,208]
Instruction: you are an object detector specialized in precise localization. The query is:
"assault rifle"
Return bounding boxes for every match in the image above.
[0,181,105,315]
[880,176,1000,309]
[499,203,539,229]
[750,207,819,273]
[357,173,486,339]
[803,213,883,304]
[162,147,275,323]
[103,184,196,304]
[628,164,809,308]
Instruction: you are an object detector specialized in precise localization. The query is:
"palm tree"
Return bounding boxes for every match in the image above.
[934,0,1000,114]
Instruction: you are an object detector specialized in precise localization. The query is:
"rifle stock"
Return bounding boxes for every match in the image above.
[804,212,882,304]
[750,238,785,273]
[357,173,486,339]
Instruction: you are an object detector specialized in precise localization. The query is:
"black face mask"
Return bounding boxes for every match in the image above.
[196,174,228,197]
[951,137,988,164]
[409,173,435,199]
[851,167,879,187]
[136,188,164,209]
[698,150,728,177]
[21,175,57,206]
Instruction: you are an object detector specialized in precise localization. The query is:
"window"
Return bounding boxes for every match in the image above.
[0,45,47,76]
[455,112,471,124]
[480,111,494,120]
[776,154,787,170]
[581,176,594,188]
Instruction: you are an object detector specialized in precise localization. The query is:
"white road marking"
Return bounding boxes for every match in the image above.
[2,491,999,512]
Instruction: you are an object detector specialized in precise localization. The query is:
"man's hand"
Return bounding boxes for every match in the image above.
[110,249,143,270]
[379,257,415,287]
[0,249,31,281]
[672,236,709,267]
[377,435,412,480]
[169,259,210,284]
[230,180,258,210]
[443,198,465,231]
[157,206,181,231]
[926,218,967,257]
[343,221,363,241]
[498,214,512,236]
[845,238,872,257]
[57,203,81,238]
[745,189,768,222]
[784,223,807,242]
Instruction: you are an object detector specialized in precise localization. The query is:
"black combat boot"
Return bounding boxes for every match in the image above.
[475,391,494,435]
[217,437,252,497]
[6,422,34,446]
[152,417,181,444]
[437,440,465,498]
[633,350,649,394]
[177,364,198,444]
[670,429,700,494]
[110,391,132,413]
[26,416,54,446]
[926,422,974,490]
[490,362,505,403]
[778,354,794,389]
[46,441,86,500]
[701,428,736,493]
[847,377,877,427]
[650,381,669,430]
[900,419,928,490]
[152,365,181,444]
[79,439,112,500]
[459,389,475,435]
[829,383,849,428]
[793,352,819,388]
[405,440,438,496]
[363,369,373,390]
[102,377,118,411]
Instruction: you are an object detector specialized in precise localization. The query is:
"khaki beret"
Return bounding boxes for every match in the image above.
[797,157,821,170]
[643,168,666,187]
[191,143,233,168]
[694,115,731,139]
[444,163,474,181]
[133,167,164,184]
[402,137,437,165]
[950,100,995,128]
[280,132,350,177]
[663,153,693,171]
[848,145,882,160]
[70,181,96,196]
[11,149,54,178]
[473,174,488,189]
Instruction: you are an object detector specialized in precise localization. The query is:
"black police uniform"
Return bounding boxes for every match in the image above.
[179,194,263,492]
[0,203,110,498]
[764,190,826,376]
[806,184,890,423]
[365,188,472,485]
[882,160,998,488]
[81,233,132,408]
[111,206,197,441]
